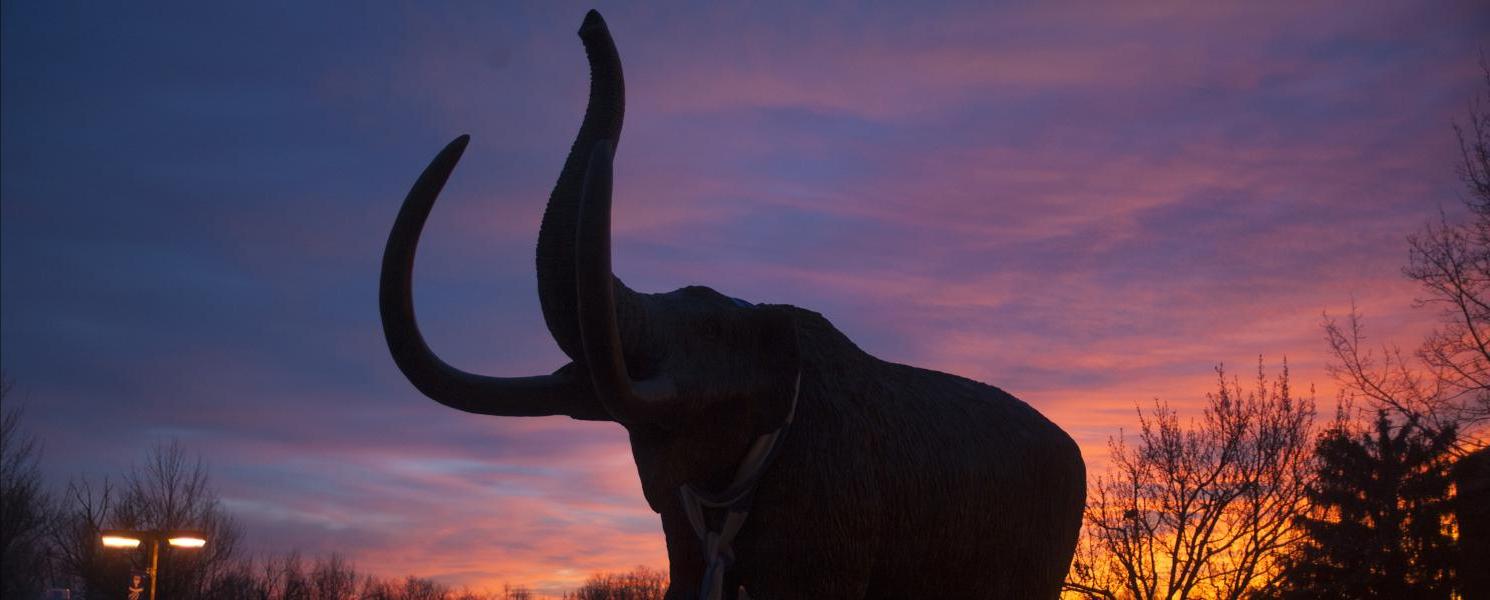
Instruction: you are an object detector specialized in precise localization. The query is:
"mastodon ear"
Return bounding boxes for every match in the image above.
[747,307,801,435]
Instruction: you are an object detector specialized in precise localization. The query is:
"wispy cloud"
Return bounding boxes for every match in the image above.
[3,0,1486,591]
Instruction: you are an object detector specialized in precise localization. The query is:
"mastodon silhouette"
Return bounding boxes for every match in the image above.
[380,10,1084,599]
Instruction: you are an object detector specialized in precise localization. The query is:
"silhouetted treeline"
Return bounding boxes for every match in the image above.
[200,553,537,600]
[41,440,242,599]
[201,558,665,600]
[204,557,663,600]
[560,566,666,600]
[1065,369,1483,599]
[1065,59,1490,600]
[0,397,653,599]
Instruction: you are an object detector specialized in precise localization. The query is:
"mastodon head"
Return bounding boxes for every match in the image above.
[380,11,799,434]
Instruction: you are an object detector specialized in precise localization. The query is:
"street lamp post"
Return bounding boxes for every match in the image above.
[101,530,207,600]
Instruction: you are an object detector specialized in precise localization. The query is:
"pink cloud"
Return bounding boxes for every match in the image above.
[15,2,1486,594]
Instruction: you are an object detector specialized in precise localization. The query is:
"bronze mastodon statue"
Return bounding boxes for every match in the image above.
[380,10,1085,599]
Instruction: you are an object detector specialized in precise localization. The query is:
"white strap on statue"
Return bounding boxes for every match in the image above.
[678,372,800,600]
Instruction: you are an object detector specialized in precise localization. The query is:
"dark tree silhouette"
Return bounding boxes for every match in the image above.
[1270,412,1458,599]
[562,566,668,600]
[200,557,271,600]
[1066,361,1316,600]
[50,441,241,598]
[256,552,315,600]
[50,476,128,597]
[310,553,359,600]
[202,552,525,600]
[392,575,447,600]
[1324,61,1490,449]
[1317,58,1490,598]
[1402,61,1490,437]
[1,380,56,598]
[113,440,242,598]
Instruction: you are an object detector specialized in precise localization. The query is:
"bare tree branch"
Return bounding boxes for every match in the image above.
[1066,361,1316,600]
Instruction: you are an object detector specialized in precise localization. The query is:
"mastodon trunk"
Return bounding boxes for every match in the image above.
[536,10,624,362]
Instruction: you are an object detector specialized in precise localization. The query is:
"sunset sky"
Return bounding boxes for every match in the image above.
[3,1,1488,594]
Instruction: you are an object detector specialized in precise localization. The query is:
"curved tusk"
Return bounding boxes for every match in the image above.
[380,135,602,419]
[573,139,677,424]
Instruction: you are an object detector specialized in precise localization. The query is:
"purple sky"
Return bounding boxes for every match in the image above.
[3,1,1487,593]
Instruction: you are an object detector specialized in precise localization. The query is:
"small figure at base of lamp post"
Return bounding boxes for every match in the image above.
[101,530,207,600]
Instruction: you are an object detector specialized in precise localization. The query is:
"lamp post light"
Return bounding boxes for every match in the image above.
[100,530,207,600]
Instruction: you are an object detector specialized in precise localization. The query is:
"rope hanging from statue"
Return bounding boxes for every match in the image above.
[678,370,801,600]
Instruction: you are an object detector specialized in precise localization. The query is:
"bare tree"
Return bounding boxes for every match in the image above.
[110,440,243,597]
[50,475,128,597]
[498,583,534,600]
[309,553,359,600]
[260,551,311,600]
[396,575,450,600]
[1066,361,1317,600]
[1,380,56,598]
[1408,61,1490,429]
[202,557,272,600]
[563,566,668,600]
[209,553,373,600]
[1323,308,1445,429]
[50,440,242,598]
[1327,61,1490,449]
[358,574,397,600]
[350,573,452,600]
[192,549,649,600]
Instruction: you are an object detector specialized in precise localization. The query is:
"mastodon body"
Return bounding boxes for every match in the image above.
[655,305,1086,597]
[380,11,1084,599]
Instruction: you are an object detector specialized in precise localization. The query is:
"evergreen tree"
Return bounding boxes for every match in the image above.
[1272,412,1458,599]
